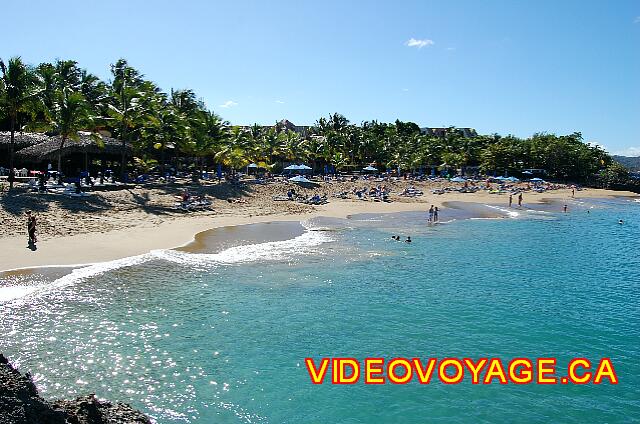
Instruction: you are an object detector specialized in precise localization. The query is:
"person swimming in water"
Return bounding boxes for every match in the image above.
[618,219,624,225]
[405,236,412,243]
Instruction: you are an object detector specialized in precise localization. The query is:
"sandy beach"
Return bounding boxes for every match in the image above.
[0,179,636,271]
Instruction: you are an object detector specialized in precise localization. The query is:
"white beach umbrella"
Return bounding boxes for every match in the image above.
[362,165,378,172]
[289,175,311,183]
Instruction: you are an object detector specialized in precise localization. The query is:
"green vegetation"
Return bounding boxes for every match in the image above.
[0,56,628,186]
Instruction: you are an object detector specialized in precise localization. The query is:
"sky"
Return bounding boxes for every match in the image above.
[2,0,639,154]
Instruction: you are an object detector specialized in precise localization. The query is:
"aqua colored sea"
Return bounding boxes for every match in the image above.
[1,197,639,423]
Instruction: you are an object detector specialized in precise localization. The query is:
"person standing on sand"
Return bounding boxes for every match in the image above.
[26,211,37,244]
[518,193,523,207]
[509,194,513,208]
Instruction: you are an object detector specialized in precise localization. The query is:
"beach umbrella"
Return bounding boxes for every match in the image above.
[289,175,311,183]
[530,177,544,182]
[298,164,312,174]
[450,176,467,182]
[505,176,520,182]
[494,176,507,181]
[362,165,378,172]
[284,164,301,170]
[522,170,533,175]
[248,163,258,168]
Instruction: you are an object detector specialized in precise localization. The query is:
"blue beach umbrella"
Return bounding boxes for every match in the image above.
[450,176,467,182]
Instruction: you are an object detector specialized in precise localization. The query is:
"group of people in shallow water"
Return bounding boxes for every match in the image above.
[388,205,444,244]
[391,235,412,243]
[508,192,524,208]
[428,205,439,223]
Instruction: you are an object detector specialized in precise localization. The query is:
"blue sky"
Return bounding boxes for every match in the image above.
[2,0,639,154]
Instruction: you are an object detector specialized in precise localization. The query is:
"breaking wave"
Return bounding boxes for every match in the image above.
[0,228,333,305]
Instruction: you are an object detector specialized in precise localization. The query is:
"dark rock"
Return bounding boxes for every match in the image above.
[0,354,151,424]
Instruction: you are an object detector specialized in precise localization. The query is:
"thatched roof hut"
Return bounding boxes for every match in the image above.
[14,132,128,163]
[0,131,50,150]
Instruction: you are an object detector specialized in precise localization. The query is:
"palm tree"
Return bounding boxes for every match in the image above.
[215,126,250,173]
[48,88,97,172]
[0,57,40,188]
[107,59,146,181]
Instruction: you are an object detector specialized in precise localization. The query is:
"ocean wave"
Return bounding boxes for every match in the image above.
[150,229,333,267]
[0,254,150,305]
[0,229,333,305]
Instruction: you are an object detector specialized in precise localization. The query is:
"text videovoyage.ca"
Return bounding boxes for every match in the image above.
[305,357,619,385]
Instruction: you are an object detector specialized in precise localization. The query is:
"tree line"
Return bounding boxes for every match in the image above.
[0,56,628,188]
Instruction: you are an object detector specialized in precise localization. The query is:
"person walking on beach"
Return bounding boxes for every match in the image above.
[434,207,439,222]
[563,204,568,213]
[428,205,434,222]
[509,194,513,208]
[26,211,37,244]
[571,187,575,198]
[518,193,523,207]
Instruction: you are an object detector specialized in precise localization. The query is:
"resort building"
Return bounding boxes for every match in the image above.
[420,127,478,138]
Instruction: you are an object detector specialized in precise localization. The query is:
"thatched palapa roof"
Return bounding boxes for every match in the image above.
[11,132,128,163]
[0,131,51,149]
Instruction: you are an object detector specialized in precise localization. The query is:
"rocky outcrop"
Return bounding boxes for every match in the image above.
[0,354,150,424]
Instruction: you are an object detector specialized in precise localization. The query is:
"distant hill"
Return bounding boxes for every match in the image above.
[613,155,640,171]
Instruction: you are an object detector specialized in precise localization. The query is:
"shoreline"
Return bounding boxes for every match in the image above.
[0,188,636,273]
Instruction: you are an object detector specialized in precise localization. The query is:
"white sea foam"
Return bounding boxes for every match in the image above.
[0,254,150,305]
[150,229,333,267]
[0,286,40,303]
[484,204,520,218]
[0,229,333,304]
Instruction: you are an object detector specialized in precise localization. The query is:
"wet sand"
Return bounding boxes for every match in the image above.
[178,221,307,254]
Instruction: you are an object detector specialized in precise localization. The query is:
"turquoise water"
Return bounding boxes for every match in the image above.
[1,198,639,423]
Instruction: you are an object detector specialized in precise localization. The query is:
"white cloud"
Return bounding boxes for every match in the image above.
[634,16,640,23]
[275,100,285,104]
[219,100,238,108]
[401,88,409,92]
[613,147,640,157]
[406,38,434,48]
[586,141,608,151]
